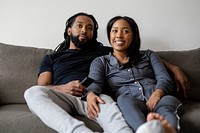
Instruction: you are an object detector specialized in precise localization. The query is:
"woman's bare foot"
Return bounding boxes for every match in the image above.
[147,113,177,133]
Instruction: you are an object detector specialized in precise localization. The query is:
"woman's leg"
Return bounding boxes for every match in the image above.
[117,95,147,131]
[136,113,177,133]
[96,94,133,133]
[154,95,181,129]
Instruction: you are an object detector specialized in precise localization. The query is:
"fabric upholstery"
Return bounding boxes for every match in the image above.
[178,102,200,133]
[0,42,103,133]
[157,48,200,100]
[0,42,52,104]
[0,42,199,133]
[0,104,56,133]
[0,104,103,133]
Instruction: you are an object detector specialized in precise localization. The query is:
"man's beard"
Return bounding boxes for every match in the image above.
[70,34,94,50]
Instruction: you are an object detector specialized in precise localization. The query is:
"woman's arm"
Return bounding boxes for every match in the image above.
[149,51,174,95]
[86,92,105,119]
[162,59,190,97]
[86,57,107,119]
[147,51,174,111]
[86,57,106,95]
[146,89,165,111]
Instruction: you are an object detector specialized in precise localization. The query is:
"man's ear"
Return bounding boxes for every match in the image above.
[67,28,71,35]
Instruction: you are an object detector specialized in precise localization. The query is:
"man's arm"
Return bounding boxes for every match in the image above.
[162,59,190,97]
[37,72,86,96]
[38,71,52,85]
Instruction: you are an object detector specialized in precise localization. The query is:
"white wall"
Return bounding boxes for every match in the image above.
[0,0,199,51]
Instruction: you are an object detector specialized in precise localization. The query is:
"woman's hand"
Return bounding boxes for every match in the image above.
[86,92,105,119]
[146,89,164,112]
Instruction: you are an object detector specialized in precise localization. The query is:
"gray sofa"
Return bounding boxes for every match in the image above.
[0,42,199,133]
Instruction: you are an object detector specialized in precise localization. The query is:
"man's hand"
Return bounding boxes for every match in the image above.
[53,80,86,96]
[38,72,86,96]
[86,92,105,119]
[162,59,190,97]
[173,66,190,97]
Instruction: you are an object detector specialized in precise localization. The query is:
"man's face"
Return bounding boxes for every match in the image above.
[67,15,94,49]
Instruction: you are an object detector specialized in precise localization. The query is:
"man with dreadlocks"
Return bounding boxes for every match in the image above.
[24,12,189,133]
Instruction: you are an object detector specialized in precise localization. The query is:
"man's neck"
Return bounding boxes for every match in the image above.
[69,43,81,50]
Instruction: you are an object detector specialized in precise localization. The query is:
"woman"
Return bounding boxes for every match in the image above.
[86,16,181,132]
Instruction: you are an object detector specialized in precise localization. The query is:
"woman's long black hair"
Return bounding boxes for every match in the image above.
[106,16,141,65]
[54,12,102,52]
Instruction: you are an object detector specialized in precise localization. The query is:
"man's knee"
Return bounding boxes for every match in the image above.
[24,85,49,102]
[99,94,114,104]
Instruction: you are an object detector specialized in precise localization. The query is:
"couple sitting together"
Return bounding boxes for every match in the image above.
[24,12,189,133]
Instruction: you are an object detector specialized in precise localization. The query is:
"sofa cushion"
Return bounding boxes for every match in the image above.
[156,48,200,100]
[0,104,56,133]
[179,102,200,133]
[0,104,103,133]
[0,42,53,104]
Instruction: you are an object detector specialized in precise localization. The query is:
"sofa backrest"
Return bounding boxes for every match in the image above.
[0,42,199,104]
[0,42,53,104]
[156,48,200,101]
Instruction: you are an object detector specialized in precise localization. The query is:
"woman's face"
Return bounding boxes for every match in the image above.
[110,19,133,53]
